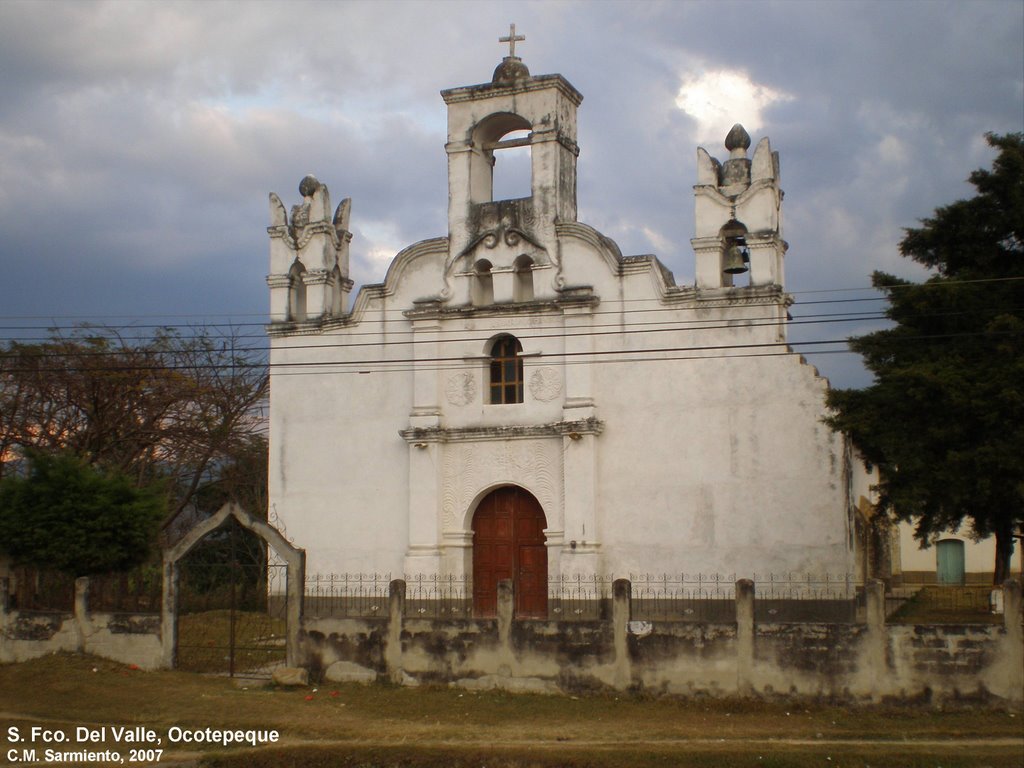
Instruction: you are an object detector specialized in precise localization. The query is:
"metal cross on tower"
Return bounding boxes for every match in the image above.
[499,23,525,58]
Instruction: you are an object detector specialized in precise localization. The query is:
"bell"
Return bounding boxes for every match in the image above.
[723,244,749,274]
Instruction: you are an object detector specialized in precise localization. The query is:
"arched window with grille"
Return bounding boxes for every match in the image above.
[489,335,524,404]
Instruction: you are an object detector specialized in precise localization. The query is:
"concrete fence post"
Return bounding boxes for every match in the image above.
[862,579,888,690]
[73,576,90,653]
[1003,580,1022,635]
[865,579,886,629]
[386,579,406,683]
[286,550,306,668]
[0,577,9,629]
[1003,580,1023,704]
[735,578,755,695]
[612,578,632,690]
[496,579,515,678]
[161,560,179,669]
[497,579,514,646]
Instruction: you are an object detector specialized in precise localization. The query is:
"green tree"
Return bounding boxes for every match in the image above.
[0,451,166,577]
[826,133,1024,584]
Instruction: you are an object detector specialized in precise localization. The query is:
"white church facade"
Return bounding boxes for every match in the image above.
[265,42,858,616]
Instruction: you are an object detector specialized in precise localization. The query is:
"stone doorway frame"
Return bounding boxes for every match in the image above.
[161,502,305,669]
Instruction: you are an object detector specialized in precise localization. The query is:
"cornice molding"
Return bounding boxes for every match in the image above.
[400,416,604,444]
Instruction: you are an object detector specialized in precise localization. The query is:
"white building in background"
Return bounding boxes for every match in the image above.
[847,461,1021,587]
[264,43,859,616]
[896,522,1022,586]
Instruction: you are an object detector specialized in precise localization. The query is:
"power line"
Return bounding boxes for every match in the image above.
[2,327,1015,378]
[5,298,1021,361]
[0,309,879,355]
[0,274,1019,328]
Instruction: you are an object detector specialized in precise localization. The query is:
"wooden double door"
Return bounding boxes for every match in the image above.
[472,486,548,618]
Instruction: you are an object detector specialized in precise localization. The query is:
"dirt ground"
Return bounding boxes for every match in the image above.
[1,654,1021,767]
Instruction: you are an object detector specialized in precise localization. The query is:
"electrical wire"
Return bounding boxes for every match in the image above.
[1,326,1014,378]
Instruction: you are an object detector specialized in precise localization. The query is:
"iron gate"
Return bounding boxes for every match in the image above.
[175,518,288,677]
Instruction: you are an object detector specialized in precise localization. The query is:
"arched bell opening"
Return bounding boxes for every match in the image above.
[492,129,532,201]
[719,220,750,288]
[469,112,533,205]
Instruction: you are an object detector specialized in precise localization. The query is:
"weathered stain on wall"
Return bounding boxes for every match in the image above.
[3,573,1020,708]
[0,577,162,669]
[300,579,1024,706]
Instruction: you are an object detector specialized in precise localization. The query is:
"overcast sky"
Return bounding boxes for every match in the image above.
[1,0,1021,388]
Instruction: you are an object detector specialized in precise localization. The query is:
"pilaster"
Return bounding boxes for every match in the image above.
[410,317,441,425]
[562,303,595,414]
[561,430,600,571]
[404,442,442,575]
[302,269,333,319]
[403,317,442,574]
[267,274,292,323]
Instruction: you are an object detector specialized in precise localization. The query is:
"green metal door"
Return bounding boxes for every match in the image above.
[936,539,966,585]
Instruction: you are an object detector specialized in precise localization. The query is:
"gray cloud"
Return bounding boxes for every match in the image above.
[0,0,1021,388]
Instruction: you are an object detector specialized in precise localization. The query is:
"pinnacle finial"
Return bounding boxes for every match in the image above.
[299,175,321,198]
[725,124,751,154]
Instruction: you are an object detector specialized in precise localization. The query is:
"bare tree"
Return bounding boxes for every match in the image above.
[0,326,269,528]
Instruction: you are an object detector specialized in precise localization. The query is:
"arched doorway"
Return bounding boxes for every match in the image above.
[936,539,966,586]
[472,486,547,619]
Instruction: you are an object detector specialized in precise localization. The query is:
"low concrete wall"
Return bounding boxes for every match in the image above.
[302,578,1024,706]
[0,577,162,669]
[4,573,1019,706]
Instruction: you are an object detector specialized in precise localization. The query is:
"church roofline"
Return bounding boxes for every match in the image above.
[267,236,449,337]
[441,73,583,106]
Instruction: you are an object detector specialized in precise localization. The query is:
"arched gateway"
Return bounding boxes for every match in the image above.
[161,503,304,673]
[472,486,547,618]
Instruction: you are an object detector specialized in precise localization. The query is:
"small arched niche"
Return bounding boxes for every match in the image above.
[470,112,533,204]
[472,259,494,306]
[513,254,535,302]
[288,261,307,321]
[330,265,344,316]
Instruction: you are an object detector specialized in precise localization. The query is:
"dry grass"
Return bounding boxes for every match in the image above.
[0,653,1021,768]
[176,609,286,674]
[888,586,1006,625]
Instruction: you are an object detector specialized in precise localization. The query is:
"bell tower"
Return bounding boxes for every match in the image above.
[439,26,583,302]
[691,124,787,291]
